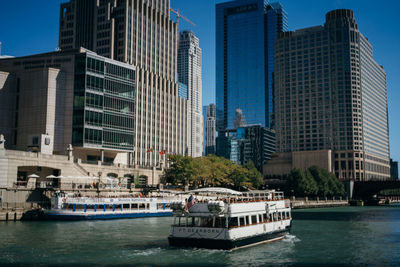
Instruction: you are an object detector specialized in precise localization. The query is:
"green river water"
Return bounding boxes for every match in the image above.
[0,205,399,266]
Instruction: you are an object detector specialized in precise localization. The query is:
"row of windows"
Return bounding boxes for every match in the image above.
[87,57,105,73]
[174,211,291,228]
[87,75,104,90]
[103,130,134,149]
[63,203,150,211]
[104,79,135,98]
[103,113,134,130]
[105,62,135,81]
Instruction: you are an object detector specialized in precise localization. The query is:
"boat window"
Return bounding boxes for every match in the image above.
[132,203,138,209]
[165,203,170,208]
[86,205,94,211]
[107,204,113,210]
[200,217,213,228]
[123,204,130,209]
[139,203,146,210]
[258,214,262,222]
[214,217,226,228]
[251,215,257,224]
[229,217,239,228]
[188,217,200,227]
[263,213,267,222]
[146,204,150,209]
[98,204,105,211]
[239,216,245,226]
[67,204,74,210]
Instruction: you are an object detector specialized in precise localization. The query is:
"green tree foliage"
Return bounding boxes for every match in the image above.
[245,161,264,189]
[286,168,317,197]
[161,155,196,185]
[162,155,264,190]
[286,166,345,197]
[308,166,331,196]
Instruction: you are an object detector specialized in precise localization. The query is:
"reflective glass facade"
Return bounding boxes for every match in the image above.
[72,53,136,151]
[216,125,275,172]
[178,82,188,100]
[216,0,286,131]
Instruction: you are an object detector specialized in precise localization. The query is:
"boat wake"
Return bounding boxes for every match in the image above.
[131,247,163,256]
[282,234,300,243]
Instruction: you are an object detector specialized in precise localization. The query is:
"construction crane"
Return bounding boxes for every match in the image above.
[170,7,196,31]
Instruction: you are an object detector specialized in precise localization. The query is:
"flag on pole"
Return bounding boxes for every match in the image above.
[185,195,195,212]
[146,147,153,153]
[159,150,166,155]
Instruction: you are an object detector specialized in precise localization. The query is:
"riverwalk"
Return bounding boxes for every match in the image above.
[290,196,349,209]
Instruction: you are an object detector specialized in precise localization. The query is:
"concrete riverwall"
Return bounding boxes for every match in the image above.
[290,197,349,209]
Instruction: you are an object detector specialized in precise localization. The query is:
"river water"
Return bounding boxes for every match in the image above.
[1,205,399,266]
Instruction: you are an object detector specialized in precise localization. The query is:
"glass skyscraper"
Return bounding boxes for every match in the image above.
[216,0,287,132]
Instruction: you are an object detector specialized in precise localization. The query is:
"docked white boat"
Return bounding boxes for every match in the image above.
[44,192,175,220]
[168,188,292,250]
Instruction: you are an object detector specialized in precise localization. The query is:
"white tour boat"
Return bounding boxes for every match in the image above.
[168,188,292,250]
[44,192,175,220]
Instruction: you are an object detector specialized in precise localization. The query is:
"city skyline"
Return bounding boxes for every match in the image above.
[0,0,399,162]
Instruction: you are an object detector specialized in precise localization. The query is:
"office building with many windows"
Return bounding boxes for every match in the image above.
[0,48,138,163]
[177,30,203,157]
[59,0,188,167]
[269,9,390,180]
[216,0,287,132]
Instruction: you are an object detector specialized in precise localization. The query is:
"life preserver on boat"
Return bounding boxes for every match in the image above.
[62,198,66,203]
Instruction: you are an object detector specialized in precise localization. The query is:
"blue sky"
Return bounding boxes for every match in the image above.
[0,0,399,161]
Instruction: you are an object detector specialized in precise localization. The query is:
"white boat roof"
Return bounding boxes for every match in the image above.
[190,187,242,196]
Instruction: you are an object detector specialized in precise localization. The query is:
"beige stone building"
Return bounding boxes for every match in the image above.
[271,9,390,181]
[263,150,333,178]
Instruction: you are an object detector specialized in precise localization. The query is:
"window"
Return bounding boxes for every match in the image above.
[251,215,257,224]
[32,136,39,145]
[229,217,238,228]
[239,217,245,226]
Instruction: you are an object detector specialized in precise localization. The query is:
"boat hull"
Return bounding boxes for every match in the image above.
[43,211,172,220]
[168,227,290,250]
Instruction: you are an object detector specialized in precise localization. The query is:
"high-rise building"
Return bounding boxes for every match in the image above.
[0,49,136,161]
[59,0,188,167]
[216,125,275,172]
[204,104,216,155]
[272,9,390,181]
[216,0,287,132]
[177,31,203,157]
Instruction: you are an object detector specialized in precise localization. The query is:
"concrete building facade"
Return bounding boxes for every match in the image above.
[177,31,203,157]
[59,0,188,167]
[271,9,390,181]
[0,49,138,163]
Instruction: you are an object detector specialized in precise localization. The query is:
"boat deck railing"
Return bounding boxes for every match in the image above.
[192,191,286,204]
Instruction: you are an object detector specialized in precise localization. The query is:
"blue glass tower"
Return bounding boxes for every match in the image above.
[216,0,287,132]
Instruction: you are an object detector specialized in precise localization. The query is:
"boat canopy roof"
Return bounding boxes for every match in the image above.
[190,187,242,196]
